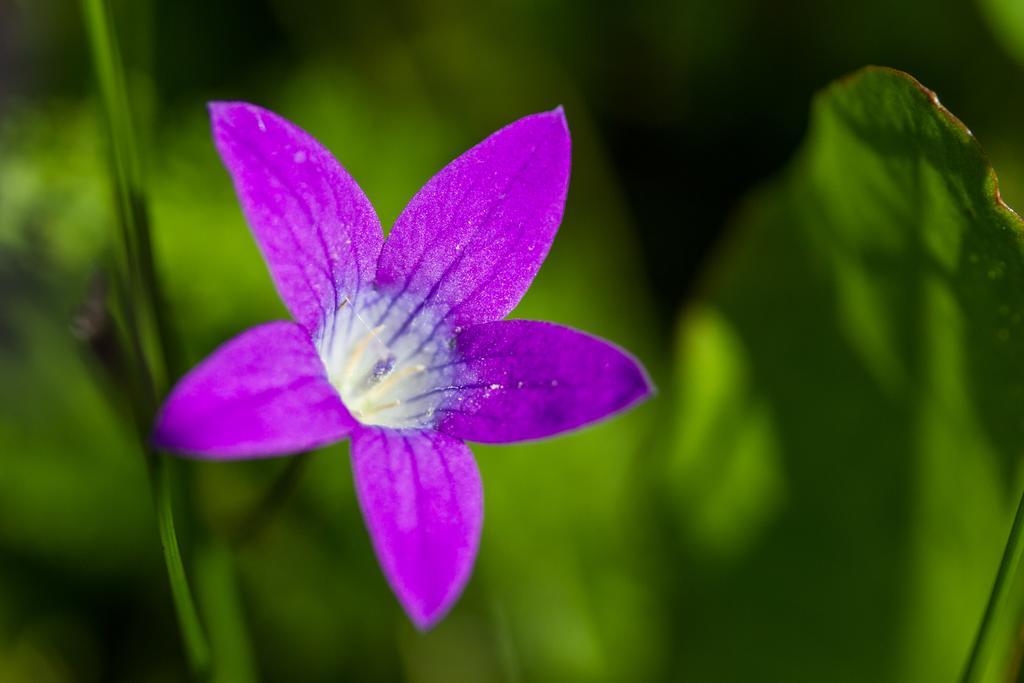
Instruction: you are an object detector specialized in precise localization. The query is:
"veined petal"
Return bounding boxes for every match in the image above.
[210,102,384,338]
[374,108,571,333]
[436,320,652,443]
[351,427,483,629]
[153,322,355,458]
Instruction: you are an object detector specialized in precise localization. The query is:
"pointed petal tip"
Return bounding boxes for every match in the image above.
[207,101,277,132]
[636,364,657,401]
[148,429,210,461]
[149,415,229,461]
[632,347,656,393]
[538,105,570,136]
[397,576,465,632]
[551,106,570,138]
[621,342,657,406]
[150,404,208,458]
[207,100,240,121]
[611,347,656,414]
[513,106,569,139]
[207,101,243,136]
[149,419,176,452]
[407,605,447,632]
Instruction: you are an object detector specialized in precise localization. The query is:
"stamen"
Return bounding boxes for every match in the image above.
[339,324,387,386]
[362,363,427,401]
[355,399,402,418]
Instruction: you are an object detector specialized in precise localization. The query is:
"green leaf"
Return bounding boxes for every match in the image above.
[667,66,1024,682]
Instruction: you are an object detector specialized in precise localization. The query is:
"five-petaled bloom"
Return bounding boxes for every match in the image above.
[153,103,653,629]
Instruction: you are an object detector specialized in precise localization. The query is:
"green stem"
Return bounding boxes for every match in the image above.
[82,0,177,396]
[81,0,209,678]
[962,488,1024,683]
[151,453,212,678]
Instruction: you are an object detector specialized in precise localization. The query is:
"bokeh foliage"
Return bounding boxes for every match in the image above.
[6,1,1024,682]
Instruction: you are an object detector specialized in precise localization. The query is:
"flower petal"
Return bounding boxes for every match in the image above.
[210,102,384,338]
[153,322,355,458]
[374,108,571,333]
[436,320,653,443]
[351,427,483,629]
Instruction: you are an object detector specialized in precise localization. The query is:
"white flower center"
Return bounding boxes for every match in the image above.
[317,290,458,429]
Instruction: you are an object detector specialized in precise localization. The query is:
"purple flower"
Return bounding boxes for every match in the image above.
[153,103,653,629]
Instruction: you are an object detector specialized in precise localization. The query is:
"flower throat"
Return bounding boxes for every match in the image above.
[319,292,458,429]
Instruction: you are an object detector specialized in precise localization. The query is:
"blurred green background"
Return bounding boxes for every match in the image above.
[7,0,1024,681]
